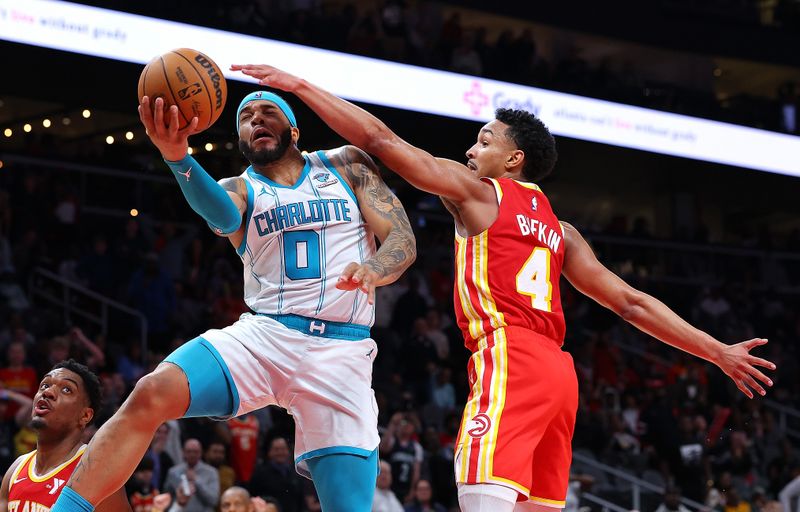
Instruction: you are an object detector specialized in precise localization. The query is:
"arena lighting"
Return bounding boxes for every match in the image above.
[3,128,11,137]
[42,118,51,128]
[62,117,71,125]
[82,109,91,119]
[2,1,800,177]
[23,123,31,133]
[130,208,138,217]
[204,143,214,151]
[0,160,4,169]
[187,147,194,155]
[125,131,134,140]
[105,135,114,144]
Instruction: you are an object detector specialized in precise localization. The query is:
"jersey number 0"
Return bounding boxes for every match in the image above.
[284,230,321,280]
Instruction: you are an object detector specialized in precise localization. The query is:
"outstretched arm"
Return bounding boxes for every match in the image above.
[138,96,245,238]
[327,146,416,303]
[561,222,775,398]
[230,64,495,207]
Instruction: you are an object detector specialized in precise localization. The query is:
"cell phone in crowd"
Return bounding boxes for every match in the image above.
[180,473,191,496]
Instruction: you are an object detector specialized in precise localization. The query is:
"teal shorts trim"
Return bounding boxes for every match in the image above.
[164,336,240,419]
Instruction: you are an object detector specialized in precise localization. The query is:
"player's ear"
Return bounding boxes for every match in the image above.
[505,149,524,169]
[290,126,300,145]
[80,407,94,429]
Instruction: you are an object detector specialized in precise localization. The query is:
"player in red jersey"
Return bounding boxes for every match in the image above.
[0,360,131,512]
[233,64,776,512]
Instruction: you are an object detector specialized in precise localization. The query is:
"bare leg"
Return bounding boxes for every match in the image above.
[66,363,189,504]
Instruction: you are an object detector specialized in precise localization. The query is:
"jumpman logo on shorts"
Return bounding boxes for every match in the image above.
[177,167,192,181]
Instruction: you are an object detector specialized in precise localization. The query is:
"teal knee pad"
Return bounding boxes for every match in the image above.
[307,449,378,512]
[164,336,239,418]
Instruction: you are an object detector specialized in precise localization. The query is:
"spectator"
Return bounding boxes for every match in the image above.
[402,479,445,512]
[423,309,449,361]
[724,488,752,512]
[227,413,260,484]
[779,466,800,512]
[146,422,176,491]
[205,441,236,495]
[76,235,115,295]
[381,413,424,504]
[0,388,33,470]
[391,274,429,337]
[373,459,404,512]
[127,457,160,512]
[249,437,304,512]
[429,367,456,414]
[220,485,275,512]
[0,341,38,419]
[164,438,220,512]
[655,486,691,512]
[0,313,35,353]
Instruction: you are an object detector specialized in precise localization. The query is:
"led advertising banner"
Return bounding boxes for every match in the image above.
[1,0,799,177]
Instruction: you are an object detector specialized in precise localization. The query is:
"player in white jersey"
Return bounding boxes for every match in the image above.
[50,91,416,512]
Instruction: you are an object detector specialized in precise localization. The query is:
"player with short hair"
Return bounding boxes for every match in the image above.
[0,359,131,512]
[232,64,776,512]
[49,91,416,512]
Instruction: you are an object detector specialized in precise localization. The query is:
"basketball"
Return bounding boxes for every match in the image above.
[137,48,227,132]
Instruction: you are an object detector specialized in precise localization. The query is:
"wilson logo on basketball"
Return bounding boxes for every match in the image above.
[467,413,492,438]
[194,54,224,109]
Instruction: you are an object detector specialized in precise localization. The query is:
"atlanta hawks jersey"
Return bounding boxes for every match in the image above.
[454,178,566,350]
[7,446,86,511]
[236,150,377,326]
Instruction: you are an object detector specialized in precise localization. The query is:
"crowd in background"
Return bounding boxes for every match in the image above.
[0,160,799,512]
[74,0,800,134]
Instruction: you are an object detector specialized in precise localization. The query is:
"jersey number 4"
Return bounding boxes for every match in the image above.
[516,247,553,312]
[284,230,321,280]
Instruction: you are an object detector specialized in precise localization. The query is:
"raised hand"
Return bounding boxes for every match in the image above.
[714,338,776,398]
[252,497,270,512]
[138,96,199,161]
[230,64,302,92]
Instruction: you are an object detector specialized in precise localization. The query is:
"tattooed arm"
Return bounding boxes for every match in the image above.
[326,145,416,303]
[216,177,247,248]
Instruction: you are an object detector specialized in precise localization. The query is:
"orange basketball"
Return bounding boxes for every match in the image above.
[137,48,227,132]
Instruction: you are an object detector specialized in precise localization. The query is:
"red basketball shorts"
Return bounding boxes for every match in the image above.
[454,326,579,508]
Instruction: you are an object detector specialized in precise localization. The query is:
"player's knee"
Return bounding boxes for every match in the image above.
[126,365,189,420]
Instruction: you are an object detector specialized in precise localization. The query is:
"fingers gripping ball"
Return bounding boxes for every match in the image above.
[138,48,227,132]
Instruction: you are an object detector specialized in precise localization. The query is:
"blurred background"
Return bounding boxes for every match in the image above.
[1,1,800,511]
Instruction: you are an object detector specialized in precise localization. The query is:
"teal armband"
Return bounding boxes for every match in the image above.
[165,155,242,234]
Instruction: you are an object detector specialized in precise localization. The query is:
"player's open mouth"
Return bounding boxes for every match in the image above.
[251,127,275,144]
[34,399,51,416]
[466,161,478,172]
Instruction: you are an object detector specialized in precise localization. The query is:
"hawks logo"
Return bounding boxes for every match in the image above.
[467,413,492,438]
[312,172,338,188]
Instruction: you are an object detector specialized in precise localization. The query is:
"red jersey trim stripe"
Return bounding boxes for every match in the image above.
[26,445,86,482]
[455,234,485,341]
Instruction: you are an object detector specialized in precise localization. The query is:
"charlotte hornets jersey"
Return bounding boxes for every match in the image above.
[236,150,376,326]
